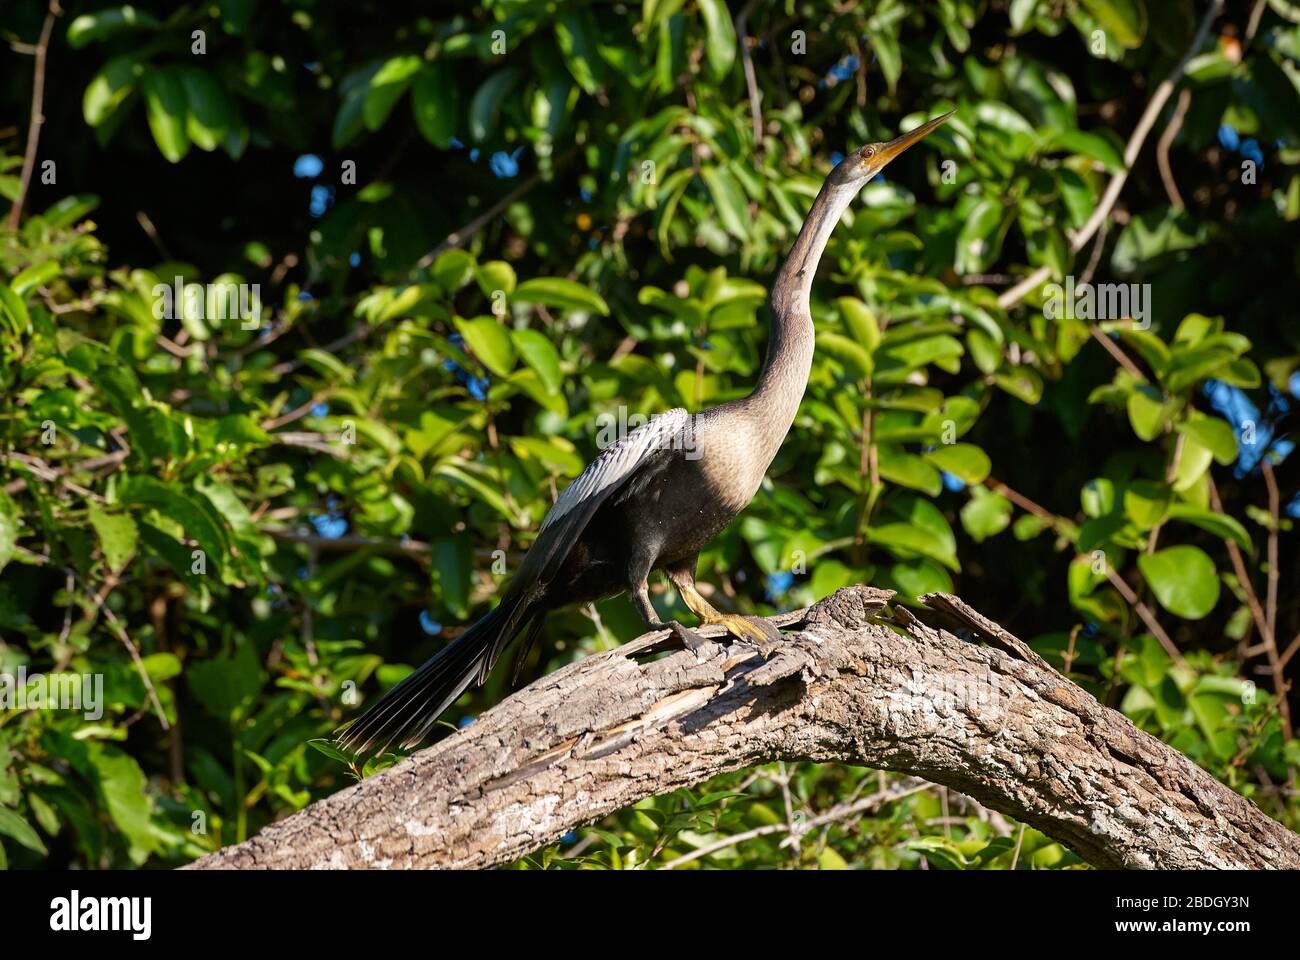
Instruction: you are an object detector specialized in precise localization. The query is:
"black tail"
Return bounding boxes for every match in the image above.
[337,601,525,757]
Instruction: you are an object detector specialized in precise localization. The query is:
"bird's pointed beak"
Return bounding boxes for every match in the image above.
[874,109,955,166]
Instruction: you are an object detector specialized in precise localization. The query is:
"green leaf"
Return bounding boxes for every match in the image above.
[333,64,380,149]
[1047,129,1125,173]
[509,436,584,476]
[1176,415,1237,466]
[908,836,970,869]
[119,476,229,574]
[365,55,422,130]
[816,332,873,380]
[960,485,1013,542]
[993,367,1043,404]
[1080,0,1147,48]
[141,68,190,163]
[1056,168,1096,229]
[866,27,901,94]
[697,0,737,79]
[955,197,1003,275]
[88,503,138,573]
[699,166,749,241]
[218,0,254,34]
[1165,504,1252,552]
[411,64,457,148]
[455,317,516,377]
[555,11,604,95]
[178,67,234,152]
[923,444,991,484]
[512,329,563,394]
[469,69,521,142]
[9,261,59,298]
[837,297,880,353]
[1121,480,1170,529]
[307,738,355,765]
[879,334,964,371]
[187,641,266,722]
[876,447,943,496]
[1126,385,1169,441]
[0,806,47,856]
[476,260,517,298]
[1111,206,1209,275]
[67,6,159,48]
[513,277,609,316]
[869,522,958,571]
[1081,477,1115,518]
[299,348,356,384]
[1138,545,1220,619]
[83,55,143,128]
[430,536,471,619]
[83,741,157,855]
[0,285,30,338]
[887,558,953,598]
[1171,434,1213,492]
[0,488,17,574]
[431,249,476,293]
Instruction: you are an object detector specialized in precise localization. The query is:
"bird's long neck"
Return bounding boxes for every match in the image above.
[746,177,861,440]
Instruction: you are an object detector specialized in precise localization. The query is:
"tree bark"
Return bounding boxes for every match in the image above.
[188,586,1300,870]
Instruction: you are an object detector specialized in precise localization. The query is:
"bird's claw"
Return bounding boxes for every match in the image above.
[705,614,783,658]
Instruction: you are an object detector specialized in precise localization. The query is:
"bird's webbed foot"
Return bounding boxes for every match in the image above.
[700,613,783,657]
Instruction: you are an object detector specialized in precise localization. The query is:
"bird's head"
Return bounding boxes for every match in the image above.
[829,109,955,187]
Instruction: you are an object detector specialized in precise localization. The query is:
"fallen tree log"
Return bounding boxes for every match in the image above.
[188,585,1300,870]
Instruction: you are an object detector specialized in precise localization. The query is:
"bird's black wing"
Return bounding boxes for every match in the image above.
[337,408,693,755]
[480,406,692,673]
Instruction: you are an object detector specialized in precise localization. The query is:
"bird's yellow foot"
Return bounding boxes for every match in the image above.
[700,613,783,656]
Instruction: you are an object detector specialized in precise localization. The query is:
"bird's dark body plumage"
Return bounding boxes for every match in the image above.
[338,111,954,756]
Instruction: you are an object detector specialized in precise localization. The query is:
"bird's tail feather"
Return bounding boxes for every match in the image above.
[337,601,526,757]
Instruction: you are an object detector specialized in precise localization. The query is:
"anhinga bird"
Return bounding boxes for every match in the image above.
[339,110,953,756]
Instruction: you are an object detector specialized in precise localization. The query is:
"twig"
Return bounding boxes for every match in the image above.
[1260,462,1290,738]
[1088,325,1146,380]
[261,388,336,430]
[101,603,170,730]
[1103,564,1185,666]
[414,173,542,271]
[984,476,1071,534]
[775,760,799,856]
[1077,219,1110,287]
[269,323,374,377]
[1009,822,1027,870]
[6,0,60,231]
[1281,631,1300,670]
[996,0,1225,310]
[657,780,931,870]
[1209,477,1272,647]
[262,528,518,569]
[1245,0,1269,46]
[1156,88,1192,210]
[266,528,430,557]
[735,0,764,153]
[1206,476,1289,738]
[271,431,351,459]
[1146,430,1185,555]
[135,211,173,262]
[1261,462,1280,640]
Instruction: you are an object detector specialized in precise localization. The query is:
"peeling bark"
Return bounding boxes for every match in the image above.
[188,586,1300,870]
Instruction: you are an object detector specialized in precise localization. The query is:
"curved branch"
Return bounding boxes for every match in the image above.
[188,586,1300,870]
[996,0,1225,309]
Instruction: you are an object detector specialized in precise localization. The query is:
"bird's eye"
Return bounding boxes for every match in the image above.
[860,145,876,159]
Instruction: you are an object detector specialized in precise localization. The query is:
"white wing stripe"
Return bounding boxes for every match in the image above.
[540,408,690,531]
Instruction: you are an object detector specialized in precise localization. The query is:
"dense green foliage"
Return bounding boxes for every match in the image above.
[1,0,1298,869]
